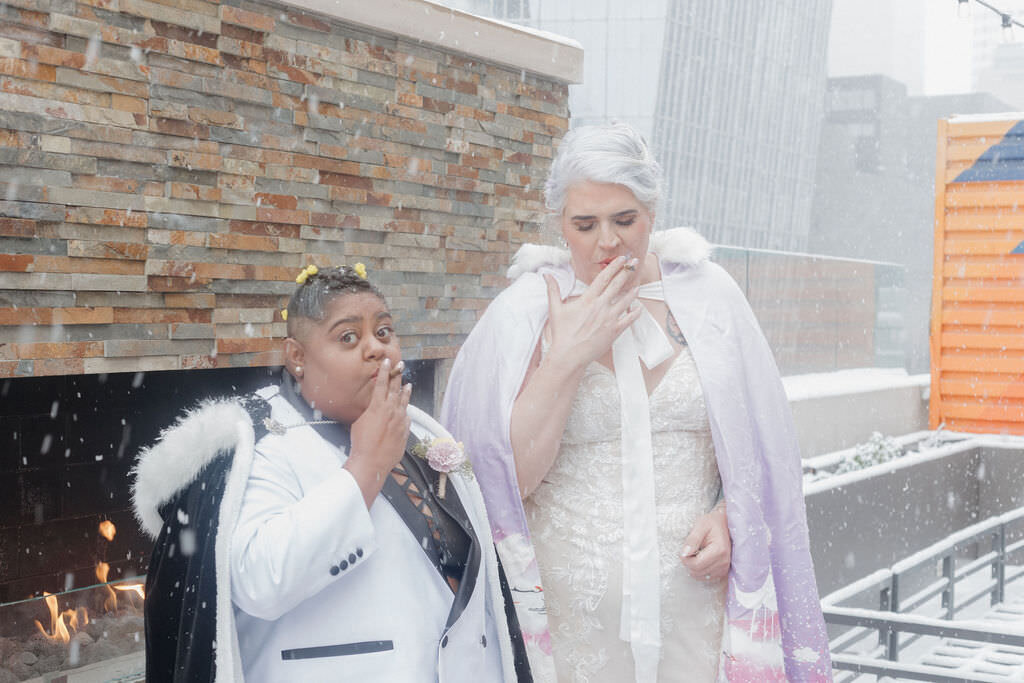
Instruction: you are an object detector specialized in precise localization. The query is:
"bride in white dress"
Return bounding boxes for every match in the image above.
[509,125,731,682]
[442,122,832,682]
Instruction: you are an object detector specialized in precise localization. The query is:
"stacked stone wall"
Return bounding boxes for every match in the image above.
[0,0,570,377]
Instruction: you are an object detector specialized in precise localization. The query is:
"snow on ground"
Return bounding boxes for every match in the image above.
[827,507,1024,681]
[834,566,1024,682]
[783,367,929,402]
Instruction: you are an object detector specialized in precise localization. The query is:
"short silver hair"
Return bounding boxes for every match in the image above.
[544,122,662,220]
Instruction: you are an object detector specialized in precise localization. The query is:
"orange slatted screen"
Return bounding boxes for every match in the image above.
[931,117,1024,434]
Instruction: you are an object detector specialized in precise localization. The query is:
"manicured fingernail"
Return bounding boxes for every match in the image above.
[681,545,692,556]
[382,358,390,368]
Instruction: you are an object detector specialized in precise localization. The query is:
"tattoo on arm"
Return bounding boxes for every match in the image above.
[666,311,687,346]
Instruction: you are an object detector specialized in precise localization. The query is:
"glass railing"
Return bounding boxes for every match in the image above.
[714,245,908,375]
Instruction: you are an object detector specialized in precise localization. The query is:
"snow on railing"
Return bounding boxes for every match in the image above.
[823,504,1024,681]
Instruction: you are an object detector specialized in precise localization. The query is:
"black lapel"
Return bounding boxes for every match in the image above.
[403,451,481,628]
[376,435,447,577]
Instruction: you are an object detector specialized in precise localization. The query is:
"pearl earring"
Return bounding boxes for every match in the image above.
[295,366,302,376]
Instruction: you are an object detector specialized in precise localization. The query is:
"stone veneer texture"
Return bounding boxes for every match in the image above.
[0,0,569,377]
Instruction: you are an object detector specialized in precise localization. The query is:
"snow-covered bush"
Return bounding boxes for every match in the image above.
[833,432,903,475]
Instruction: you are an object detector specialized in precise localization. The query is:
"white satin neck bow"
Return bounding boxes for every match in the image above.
[567,280,674,369]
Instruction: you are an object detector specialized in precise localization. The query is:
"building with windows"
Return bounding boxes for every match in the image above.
[443,0,832,252]
[811,74,1013,372]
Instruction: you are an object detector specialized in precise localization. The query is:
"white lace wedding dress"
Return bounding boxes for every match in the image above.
[524,345,726,682]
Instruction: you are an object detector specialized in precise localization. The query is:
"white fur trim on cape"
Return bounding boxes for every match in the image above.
[506,226,711,280]
[131,398,252,539]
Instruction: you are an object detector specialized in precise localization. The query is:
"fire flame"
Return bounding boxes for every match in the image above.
[96,561,146,610]
[98,520,116,541]
[34,519,145,641]
[114,583,146,600]
[97,562,117,612]
[34,592,86,643]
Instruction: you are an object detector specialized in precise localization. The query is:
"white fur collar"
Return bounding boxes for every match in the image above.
[131,399,252,538]
[506,226,711,279]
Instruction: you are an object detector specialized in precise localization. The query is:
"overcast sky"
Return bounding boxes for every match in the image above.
[829,0,979,96]
[922,5,974,95]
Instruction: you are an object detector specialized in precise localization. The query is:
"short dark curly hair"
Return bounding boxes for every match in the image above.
[285,265,386,337]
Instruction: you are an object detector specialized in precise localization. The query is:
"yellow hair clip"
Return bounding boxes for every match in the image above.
[281,308,288,321]
[354,262,367,279]
[295,264,318,284]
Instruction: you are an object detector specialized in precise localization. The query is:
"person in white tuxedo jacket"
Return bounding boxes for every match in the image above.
[132,264,530,682]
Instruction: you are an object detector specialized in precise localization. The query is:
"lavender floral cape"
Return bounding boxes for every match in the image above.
[440,228,832,681]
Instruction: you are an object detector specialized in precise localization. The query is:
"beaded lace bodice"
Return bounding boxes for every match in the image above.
[524,345,725,682]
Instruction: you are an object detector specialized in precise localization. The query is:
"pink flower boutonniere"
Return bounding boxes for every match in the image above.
[412,437,472,499]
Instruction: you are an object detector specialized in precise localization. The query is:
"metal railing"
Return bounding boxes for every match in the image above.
[823,506,1024,682]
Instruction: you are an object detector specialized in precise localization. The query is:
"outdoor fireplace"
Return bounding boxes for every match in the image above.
[0,367,277,680]
[0,523,147,680]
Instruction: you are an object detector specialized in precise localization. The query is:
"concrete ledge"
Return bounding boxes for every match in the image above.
[278,0,584,83]
[784,369,930,457]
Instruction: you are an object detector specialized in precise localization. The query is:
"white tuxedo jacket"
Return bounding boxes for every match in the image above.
[132,384,519,683]
[231,387,517,682]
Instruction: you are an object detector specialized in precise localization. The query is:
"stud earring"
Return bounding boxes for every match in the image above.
[295,366,303,377]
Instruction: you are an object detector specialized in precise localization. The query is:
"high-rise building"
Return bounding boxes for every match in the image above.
[442,0,832,251]
[652,3,831,251]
